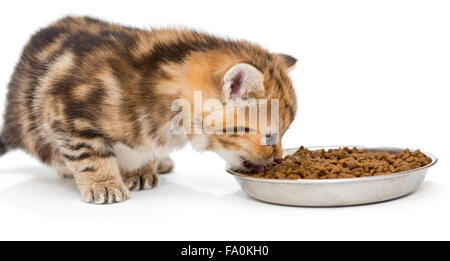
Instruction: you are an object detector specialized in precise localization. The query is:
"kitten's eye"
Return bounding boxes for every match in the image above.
[265,133,278,146]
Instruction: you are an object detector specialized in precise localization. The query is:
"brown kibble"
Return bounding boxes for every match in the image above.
[304,173,319,179]
[343,157,359,169]
[287,174,301,179]
[337,173,356,179]
[238,147,431,180]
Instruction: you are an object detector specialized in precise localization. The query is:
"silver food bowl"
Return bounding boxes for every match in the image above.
[226,146,437,207]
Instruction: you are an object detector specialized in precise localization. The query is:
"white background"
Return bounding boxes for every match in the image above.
[0,0,449,240]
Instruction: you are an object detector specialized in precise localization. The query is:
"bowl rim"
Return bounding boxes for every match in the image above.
[225,145,438,184]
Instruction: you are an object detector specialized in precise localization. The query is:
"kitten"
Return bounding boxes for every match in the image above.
[0,16,297,204]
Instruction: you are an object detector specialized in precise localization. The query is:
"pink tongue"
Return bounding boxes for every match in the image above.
[255,165,265,173]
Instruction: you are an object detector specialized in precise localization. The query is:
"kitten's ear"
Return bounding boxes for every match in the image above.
[276,53,297,71]
[222,63,264,100]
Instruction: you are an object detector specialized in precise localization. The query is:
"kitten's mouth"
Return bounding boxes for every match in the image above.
[241,158,265,173]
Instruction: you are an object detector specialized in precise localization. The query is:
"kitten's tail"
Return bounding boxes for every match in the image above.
[0,137,8,156]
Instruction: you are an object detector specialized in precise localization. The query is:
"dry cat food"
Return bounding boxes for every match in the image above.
[239,147,431,179]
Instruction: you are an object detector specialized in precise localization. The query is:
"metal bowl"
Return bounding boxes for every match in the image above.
[226,146,438,207]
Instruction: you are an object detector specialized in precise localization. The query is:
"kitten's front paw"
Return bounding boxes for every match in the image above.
[124,173,159,191]
[80,180,130,204]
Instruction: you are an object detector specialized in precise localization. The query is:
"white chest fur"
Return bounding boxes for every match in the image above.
[114,127,188,172]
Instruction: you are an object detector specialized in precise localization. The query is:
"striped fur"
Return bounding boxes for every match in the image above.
[0,16,297,204]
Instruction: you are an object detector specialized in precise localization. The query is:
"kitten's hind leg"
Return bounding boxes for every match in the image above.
[157,156,174,174]
[51,157,74,179]
[57,165,74,179]
[121,161,159,191]
[59,139,130,204]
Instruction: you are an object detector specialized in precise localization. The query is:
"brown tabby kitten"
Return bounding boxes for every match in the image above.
[0,16,297,204]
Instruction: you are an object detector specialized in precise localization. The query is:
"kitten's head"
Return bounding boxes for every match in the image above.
[189,52,297,172]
